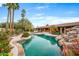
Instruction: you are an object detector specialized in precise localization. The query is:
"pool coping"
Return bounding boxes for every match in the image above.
[10,34,32,56]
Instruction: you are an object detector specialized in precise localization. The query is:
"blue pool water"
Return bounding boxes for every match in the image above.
[22,34,62,56]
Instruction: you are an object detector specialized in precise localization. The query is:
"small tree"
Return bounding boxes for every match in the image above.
[15,18,33,32]
[15,9,33,33]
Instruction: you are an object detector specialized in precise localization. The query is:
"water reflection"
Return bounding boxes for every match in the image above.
[22,35,62,56]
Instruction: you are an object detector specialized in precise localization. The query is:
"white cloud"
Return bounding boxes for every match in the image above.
[35,14,43,16]
[46,17,79,25]
[30,16,44,20]
[0,4,2,7]
[32,13,44,17]
[3,16,7,20]
[1,16,7,22]
[35,6,49,10]
[46,16,59,20]
[29,15,79,27]
[26,5,49,12]
[36,6,44,9]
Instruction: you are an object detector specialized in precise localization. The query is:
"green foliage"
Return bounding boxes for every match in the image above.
[15,18,33,32]
[53,31,60,35]
[0,52,8,56]
[14,9,33,34]
[22,32,30,37]
[0,31,12,54]
[50,25,58,31]
[0,53,13,56]
[3,3,19,10]
[14,29,23,35]
[21,9,26,18]
[0,23,6,28]
[3,3,19,33]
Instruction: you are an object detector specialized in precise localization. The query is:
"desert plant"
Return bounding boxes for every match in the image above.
[22,32,30,37]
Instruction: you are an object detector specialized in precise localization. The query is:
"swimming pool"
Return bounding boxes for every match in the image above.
[22,34,62,56]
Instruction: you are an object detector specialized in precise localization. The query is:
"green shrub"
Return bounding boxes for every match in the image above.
[53,32,61,35]
[22,32,30,37]
[0,31,9,40]
[15,29,23,35]
[0,31,12,55]
[0,53,8,56]
[0,53,13,56]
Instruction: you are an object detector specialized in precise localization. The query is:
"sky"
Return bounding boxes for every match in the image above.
[0,3,79,27]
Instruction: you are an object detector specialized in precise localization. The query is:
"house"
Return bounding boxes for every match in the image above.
[34,22,79,34]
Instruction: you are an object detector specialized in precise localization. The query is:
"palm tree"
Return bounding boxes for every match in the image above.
[3,4,10,30]
[3,3,19,33]
[21,9,33,31]
[21,9,26,31]
[21,9,26,18]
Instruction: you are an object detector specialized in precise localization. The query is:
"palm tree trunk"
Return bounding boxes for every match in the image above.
[12,9,14,32]
[10,8,14,33]
[10,8,11,33]
[6,8,9,30]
